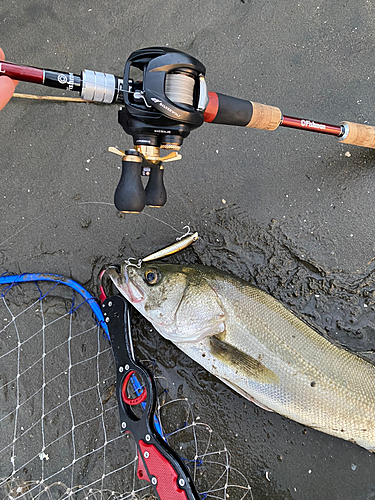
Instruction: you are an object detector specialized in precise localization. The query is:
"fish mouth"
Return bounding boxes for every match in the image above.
[108,266,145,304]
[123,265,145,304]
[124,280,145,304]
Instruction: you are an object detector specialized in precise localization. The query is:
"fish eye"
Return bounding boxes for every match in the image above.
[144,268,161,285]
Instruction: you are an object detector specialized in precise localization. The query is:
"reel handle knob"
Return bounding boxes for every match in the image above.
[145,164,167,208]
[114,151,146,213]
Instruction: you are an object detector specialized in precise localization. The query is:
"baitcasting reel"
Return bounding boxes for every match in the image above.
[114,47,208,213]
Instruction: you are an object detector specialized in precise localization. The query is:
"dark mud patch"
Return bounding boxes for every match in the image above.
[189,205,375,358]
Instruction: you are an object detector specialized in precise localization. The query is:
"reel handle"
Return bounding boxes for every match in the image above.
[114,151,168,213]
[114,151,146,213]
[145,164,167,208]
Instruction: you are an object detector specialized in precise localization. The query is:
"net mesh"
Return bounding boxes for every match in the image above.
[0,278,252,500]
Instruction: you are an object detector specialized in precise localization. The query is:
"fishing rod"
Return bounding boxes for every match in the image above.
[3,47,375,212]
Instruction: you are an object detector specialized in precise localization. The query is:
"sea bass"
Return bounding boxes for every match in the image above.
[108,263,375,452]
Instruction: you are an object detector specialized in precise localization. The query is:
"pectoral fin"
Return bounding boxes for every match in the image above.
[209,336,279,385]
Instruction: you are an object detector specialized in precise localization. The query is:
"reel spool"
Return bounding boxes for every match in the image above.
[114,47,208,213]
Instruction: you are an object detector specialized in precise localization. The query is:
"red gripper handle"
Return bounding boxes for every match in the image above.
[137,440,191,500]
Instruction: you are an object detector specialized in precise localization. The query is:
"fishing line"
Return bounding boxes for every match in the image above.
[140,210,194,237]
[77,202,194,240]
[165,72,196,107]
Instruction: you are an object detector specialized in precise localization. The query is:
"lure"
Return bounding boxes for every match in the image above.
[142,232,199,262]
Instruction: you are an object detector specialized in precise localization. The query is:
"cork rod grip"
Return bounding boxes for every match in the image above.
[339,121,375,149]
[246,102,282,131]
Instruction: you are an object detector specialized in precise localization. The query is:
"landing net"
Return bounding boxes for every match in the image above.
[0,274,252,500]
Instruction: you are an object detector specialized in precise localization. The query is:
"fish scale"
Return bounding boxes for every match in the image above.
[109,263,375,452]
